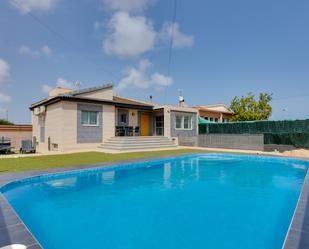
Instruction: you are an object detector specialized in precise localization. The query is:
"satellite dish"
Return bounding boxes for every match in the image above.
[179,96,184,102]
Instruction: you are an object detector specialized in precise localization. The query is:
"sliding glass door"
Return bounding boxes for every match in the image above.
[155,116,164,136]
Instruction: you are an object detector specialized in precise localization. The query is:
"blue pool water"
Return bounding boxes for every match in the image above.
[1,154,308,249]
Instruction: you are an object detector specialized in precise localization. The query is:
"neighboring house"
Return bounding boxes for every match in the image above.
[193,104,234,123]
[0,124,32,151]
[30,84,198,152]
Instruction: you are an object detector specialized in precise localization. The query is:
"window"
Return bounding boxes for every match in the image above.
[223,118,229,123]
[176,115,183,129]
[183,116,192,129]
[204,117,209,120]
[175,115,193,130]
[215,118,218,122]
[120,113,127,124]
[81,111,98,126]
[209,117,213,122]
[155,116,164,136]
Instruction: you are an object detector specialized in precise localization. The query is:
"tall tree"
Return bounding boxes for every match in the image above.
[229,93,273,121]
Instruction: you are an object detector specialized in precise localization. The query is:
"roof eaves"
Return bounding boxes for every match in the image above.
[113,95,156,107]
[29,96,62,110]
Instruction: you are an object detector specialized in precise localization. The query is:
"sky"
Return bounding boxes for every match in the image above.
[0,0,309,124]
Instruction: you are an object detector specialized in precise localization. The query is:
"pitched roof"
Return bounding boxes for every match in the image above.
[60,83,113,97]
[113,96,155,107]
[30,84,114,109]
[194,104,233,114]
[30,95,154,111]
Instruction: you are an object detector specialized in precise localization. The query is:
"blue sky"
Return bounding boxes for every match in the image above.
[0,0,309,123]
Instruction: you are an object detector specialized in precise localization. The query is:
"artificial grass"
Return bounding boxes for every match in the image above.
[0,149,202,174]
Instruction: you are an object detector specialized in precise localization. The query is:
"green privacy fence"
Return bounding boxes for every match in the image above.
[199,119,309,148]
[264,133,309,147]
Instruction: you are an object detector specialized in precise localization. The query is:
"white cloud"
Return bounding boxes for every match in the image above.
[41,45,52,56]
[41,78,77,94]
[56,78,74,88]
[117,59,151,90]
[0,93,12,103]
[41,84,52,93]
[117,59,173,91]
[103,0,154,12]
[10,0,57,14]
[19,45,52,57]
[19,45,40,56]
[0,59,10,84]
[150,72,173,87]
[103,11,156,57]
[160,22,194,48]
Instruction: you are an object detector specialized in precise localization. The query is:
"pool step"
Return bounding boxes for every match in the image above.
[100,136,177,151]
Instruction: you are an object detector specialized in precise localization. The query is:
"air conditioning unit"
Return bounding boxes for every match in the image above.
[34,107,40,115]
[39,106,46,114]
[34,106,46,115]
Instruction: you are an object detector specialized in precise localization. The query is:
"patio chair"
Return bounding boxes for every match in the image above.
[20,140,36,154]
[115,126,125,136]
[134,126,140,136]
[126,126,133,136]
[0,137,13,154]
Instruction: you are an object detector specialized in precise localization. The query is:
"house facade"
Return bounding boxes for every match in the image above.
[193,104,233,123]
[30,84,198,152]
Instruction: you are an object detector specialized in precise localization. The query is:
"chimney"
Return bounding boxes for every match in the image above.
[48,87,73,97]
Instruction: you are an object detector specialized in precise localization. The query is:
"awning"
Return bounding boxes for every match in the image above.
[198,117,214,124]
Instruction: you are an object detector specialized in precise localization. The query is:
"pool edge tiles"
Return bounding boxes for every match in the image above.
[283,168,309,249]
[0,153,309,249]
[0,193,43,248]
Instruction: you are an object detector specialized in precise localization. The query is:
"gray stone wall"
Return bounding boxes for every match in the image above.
[170,111,197,137]
[77,104,103,143]
[178,136,198,146]
[198,134,264,151]
[264,144,296,152]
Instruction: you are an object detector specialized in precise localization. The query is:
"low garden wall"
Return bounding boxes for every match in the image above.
[0,125,32,151]
[198,134,264,151]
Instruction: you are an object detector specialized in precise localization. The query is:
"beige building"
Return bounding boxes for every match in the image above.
[30,84,198,152]
[193,104,234,123]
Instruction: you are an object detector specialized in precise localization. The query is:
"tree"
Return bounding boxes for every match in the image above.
[229,92,273,121]
[0,119,13,125]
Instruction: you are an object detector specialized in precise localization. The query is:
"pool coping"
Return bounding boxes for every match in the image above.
[0,152,309,249]
[282,168,309,249]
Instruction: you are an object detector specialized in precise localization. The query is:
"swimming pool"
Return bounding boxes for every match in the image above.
[1,154,308,249]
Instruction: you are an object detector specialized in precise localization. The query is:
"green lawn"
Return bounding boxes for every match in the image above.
[0,149,202,174]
